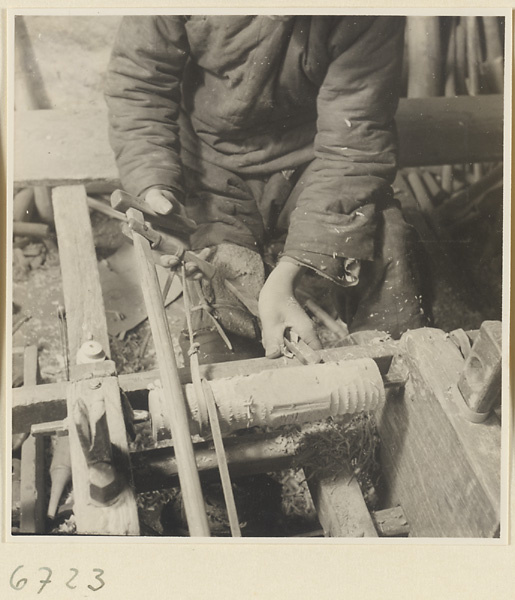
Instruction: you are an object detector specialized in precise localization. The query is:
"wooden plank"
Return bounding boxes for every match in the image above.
[376,327,500,537]
[67,377,139,534]
[52,185,139,534]
[52,185,110,361]
[14,96,502,187]
[13,341,398,434]
[12,382,67,434]
[305,464,378,538]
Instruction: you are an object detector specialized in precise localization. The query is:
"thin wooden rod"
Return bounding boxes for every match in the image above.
[182,269,241,536]
[129,208,210,537]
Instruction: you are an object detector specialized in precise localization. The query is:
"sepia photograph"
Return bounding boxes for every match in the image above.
[7,12,509,543]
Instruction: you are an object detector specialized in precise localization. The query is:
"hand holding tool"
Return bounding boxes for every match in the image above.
[123,219,215,280]
[111,189,198,236]
[224,280,321,363]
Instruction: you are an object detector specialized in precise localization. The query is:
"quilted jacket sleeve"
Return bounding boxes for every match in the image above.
[105,16,189,198]
[282,17,405,285]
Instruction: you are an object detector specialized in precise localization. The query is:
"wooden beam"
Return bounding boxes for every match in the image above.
[52,185,139,535]
[14,96,503,187]
[305,464,378,538]
[376,327,501,537]
[13,341,398,434]
[52,185,110,361]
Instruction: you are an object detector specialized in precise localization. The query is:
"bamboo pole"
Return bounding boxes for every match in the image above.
[129,208,210,537]
[455,20,468,95]
[465,17,483,181]
[407,16,442,98]
[481,17,504,93]
[442,18,457,193]
[482,17,503,61]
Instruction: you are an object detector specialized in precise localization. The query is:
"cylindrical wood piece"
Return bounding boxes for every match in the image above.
[185,358,385,434]
[13,221,49,238]
[13,188,35,222]
[34,186,54,224]
[130,208,210,537]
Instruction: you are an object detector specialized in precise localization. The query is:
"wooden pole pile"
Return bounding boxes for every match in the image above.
[404,16,504,233]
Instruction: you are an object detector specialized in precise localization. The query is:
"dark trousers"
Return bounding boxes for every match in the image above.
[334,202,432,338]
[183,160,432,341]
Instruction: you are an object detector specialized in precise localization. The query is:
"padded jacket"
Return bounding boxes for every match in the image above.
[105,16,405,282]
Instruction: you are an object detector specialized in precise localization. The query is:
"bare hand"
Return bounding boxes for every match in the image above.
[258,260,321,358]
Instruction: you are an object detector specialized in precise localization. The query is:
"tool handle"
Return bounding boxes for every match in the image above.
[283,328,322,365]
[155,229,215,279]
[111,189,197,235]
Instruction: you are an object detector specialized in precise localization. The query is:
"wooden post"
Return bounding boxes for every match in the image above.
[52,185,139,535]
[19,346,46,533]
[305,464,378,538]
[129,208,210,537]
[52,186,110,360]
[66,376,139,534]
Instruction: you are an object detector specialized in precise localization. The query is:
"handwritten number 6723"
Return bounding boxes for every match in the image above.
[9,566,105,592]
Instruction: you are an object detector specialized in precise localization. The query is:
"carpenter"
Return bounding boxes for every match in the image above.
[105,16,430,358]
